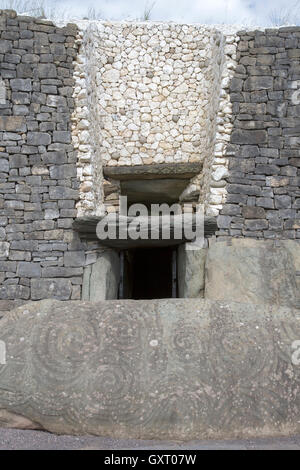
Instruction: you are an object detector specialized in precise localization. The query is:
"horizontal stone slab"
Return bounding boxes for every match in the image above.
[73,214,217,247]
[0,298,300,439]
[103,162,202,181]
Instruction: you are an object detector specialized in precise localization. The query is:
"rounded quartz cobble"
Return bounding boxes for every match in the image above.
[72,21,239,216]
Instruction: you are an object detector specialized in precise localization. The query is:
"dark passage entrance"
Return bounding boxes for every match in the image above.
[120,247,176,300]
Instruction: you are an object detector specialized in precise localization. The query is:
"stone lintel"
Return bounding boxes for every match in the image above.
[73,215,217,248]
[103,162,203,181]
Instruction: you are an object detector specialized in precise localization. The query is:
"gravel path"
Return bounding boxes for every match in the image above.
[0,428,300,450]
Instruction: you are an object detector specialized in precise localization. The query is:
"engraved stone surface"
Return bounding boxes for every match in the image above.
[205,239,300,309]
[0,298,300,439]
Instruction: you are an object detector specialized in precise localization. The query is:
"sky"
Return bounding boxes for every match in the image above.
[52,0,300,25]
[2,0,300,26]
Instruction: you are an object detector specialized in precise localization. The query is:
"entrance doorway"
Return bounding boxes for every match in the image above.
[119,247,177,300]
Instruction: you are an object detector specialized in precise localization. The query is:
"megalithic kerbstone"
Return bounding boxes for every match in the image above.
[0,298,300,439]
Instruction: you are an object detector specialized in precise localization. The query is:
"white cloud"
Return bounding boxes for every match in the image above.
[2,0,300,25]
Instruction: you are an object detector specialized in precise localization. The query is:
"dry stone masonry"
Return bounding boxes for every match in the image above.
[218,27,300,239]
[0,9,299,302]
[0,10,88,301]
[0,10,300,441]
[73,22,226,217]
[205,32,239,217]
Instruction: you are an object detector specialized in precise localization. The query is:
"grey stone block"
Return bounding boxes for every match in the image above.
[53,131,71,144]
[27,132,51,146]
[0,284,29,300]
[177,244,206,298]
[12,91,31,105]
[239,103,266,114]
[49,186,78,200]
[217,215,232,229]
[0,39,12,53]
[0,261,16,272]
[64,251,85,267]
[0,228,6,241]
[49,165,76,179]
[9,154,28,168]
[31,278,72,300]
[228,184,262,196]
[42,267,83,277]
[10,241,38,251]
[57,219,73,229]
[22,53,39,63]
[42,152,67,164]
[231,130,268,144]
[239,145,260,157]
[37,63,57,78]
[46,95,67,108]
[17,262,41,278]
[44,209,59,220]
[16,63,32,78]
[245,219,268,231]
[220,205,241,216]
[256,197,275,209]
[250,90,268,102]
[266,176,290,187]
[0,159,9,172]
[229,78,243,92]
[244,76,273,91]
[0,241,10,259]
[0,116,26,132]
[269,217,283,230]
[10,78,32,92]
[255,164,280,175]
[293,199,300,209]
[31,92,46,104]
[82,250,120,301]
[242,206,266,218]
[275,195,292,209]
[32,220,54,231]
[4,201,24,210]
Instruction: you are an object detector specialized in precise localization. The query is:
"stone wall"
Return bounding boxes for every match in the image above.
[217,27,300,239]
[72,22,300,233]
[73,22,227,217]
[0,9,90,301]
[72,25,105,217]
[204,31,239,217]
[1,14,300,441]
[0,11,299,303]
[76,22,223,168]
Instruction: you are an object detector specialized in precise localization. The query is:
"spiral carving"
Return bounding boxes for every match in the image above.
[0,299,299,439]
[209,324,274,383]
[31,306,100,391]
